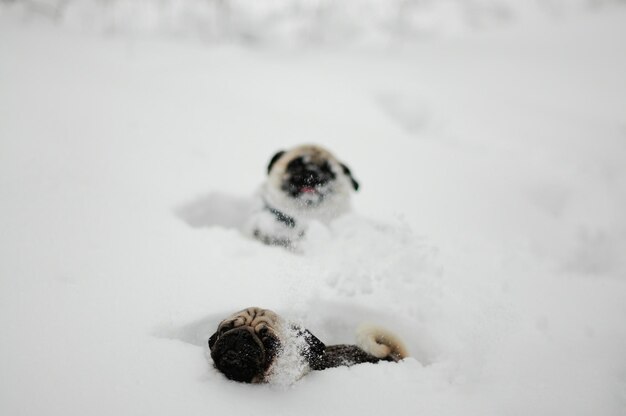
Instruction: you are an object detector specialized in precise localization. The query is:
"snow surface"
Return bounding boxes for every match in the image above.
[2,6,626,416]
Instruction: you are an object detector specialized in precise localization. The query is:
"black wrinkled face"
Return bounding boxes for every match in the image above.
[209,325,280,383]
[281,156,336,205]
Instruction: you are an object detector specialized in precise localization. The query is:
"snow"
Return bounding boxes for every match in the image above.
[2,5,626,416]
[4,0,623,44]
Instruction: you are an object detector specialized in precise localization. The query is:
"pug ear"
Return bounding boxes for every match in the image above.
[208,332,219,350]
[267,150,286,174]
[340,163,359,191]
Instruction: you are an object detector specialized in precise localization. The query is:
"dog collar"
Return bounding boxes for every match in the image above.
[263,202,296,228]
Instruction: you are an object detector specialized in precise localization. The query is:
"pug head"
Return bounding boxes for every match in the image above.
[266,145,359,209]
[208,308,281,383]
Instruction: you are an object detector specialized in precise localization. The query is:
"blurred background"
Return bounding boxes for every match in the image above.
[2,0,625,44]
[2,1,626,416]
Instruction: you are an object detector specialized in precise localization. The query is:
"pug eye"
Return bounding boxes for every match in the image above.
[219,322,234,335]
[320,161,332,174]
[262,334,279,352]
[286,157,305,173]
[257,326,277,346]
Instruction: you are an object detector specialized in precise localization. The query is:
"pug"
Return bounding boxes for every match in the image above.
[246,145,359,248]
[208,307,408,383]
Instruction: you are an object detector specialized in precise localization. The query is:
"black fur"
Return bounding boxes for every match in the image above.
[267,150,285,174]
[340,163,359,191]
[314,345,384,370]
[297,327,383,370]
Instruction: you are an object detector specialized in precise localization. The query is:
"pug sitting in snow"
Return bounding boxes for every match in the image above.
[247,145,359,248]
[208,307,408,383]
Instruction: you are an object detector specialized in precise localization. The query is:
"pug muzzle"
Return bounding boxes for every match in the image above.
[209,326,278,383]
[280,156,336,203]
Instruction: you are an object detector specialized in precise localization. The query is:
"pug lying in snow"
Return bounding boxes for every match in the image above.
[246,145,359,248]
[208,307,408,383]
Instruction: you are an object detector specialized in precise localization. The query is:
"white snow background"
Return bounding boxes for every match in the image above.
[1,2,626,415]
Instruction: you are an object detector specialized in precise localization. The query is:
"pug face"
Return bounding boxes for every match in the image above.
[266,145,359,210]
[208,308,282,383]
[281,155,337,206]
